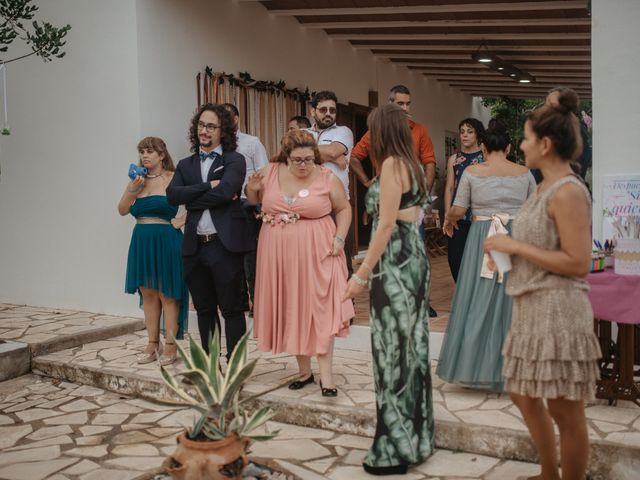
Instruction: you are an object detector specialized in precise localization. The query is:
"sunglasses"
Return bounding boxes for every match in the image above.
[316,107,337,115]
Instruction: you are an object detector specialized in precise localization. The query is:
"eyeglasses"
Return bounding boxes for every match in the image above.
[316,107,337,115]
[290,156,315,166]
[198,122,220,133]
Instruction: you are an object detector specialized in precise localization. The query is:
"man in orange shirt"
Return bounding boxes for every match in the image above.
[351,85,439,317]
[350,85,436,191]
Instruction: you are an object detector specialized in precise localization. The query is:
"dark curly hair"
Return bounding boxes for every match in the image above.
[188,103,237,154]
[458,117,485,145]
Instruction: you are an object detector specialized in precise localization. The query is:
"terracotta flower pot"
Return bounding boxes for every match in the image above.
[162,432,250,480]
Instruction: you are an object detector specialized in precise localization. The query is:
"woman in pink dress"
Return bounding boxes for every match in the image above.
[246,130,353,397]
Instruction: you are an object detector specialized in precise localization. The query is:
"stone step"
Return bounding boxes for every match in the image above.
[0,304,145,358]
[0,303,144,382]
[32,330,640,480]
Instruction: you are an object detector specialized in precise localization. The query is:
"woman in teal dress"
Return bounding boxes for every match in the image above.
[437,120,535,391]
[344,104,434,476]
[118,137,189,366]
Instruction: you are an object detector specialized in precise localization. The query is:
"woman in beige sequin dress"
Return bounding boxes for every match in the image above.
[484,89,601,480]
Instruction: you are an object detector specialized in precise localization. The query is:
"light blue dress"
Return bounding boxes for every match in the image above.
[436,171,536,391]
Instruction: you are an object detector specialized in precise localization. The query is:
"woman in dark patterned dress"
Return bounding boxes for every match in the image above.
[344,103,433,476]
[444,118,485,281]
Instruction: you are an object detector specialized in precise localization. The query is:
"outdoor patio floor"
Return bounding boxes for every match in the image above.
[2,298,639,479]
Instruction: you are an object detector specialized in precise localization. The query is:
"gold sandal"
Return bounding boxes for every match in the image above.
[159,341,177,366]
[137,340,162,364]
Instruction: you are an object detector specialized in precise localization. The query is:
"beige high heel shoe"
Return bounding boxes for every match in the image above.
[137,340,163,364]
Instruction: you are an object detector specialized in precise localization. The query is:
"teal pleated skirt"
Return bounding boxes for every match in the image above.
[125,223,189,339]
[436,219,514,392]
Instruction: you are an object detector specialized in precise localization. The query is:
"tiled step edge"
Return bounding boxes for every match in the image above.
[30,319,145,357]
[31,358,639,480]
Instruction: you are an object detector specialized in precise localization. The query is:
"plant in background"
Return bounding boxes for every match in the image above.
[481,96,592,165]
[1,0,71,65]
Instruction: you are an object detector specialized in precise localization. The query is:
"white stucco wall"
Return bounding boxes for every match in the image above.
[0,0,141,314]
[591,0,640,236]
[0,0,487,316]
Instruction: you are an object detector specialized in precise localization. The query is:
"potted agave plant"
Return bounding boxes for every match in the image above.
[160,329,280,480]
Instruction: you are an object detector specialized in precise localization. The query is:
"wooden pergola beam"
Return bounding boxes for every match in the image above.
[399,63,591,70]
[418,70,591,78]
[302,18,591,29]
[267,1,586,16]
[330,33,590,41]
[377,54,591,61]
[355,45,591,52]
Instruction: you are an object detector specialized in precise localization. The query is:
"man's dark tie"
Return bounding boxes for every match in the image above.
[199,151,218,162]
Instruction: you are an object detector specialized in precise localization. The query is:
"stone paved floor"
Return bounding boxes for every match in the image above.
[0,374,543,480]
[33,329,640,450]
[0,304,143,356]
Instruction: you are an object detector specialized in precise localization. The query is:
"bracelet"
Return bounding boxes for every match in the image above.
[350,273,368,287]
[360,262,373,273]
[335,235,345,245]
[127,185,143,194]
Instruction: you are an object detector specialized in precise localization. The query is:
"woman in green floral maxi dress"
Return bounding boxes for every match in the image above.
[344,104,434,476]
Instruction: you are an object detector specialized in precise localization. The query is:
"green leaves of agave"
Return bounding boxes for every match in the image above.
[160,328,277,442]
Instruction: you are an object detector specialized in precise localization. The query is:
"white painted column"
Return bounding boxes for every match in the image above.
[591,0,640,236]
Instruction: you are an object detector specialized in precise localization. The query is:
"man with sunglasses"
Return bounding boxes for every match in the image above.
[306,90,355,275]
[167,103,253,361]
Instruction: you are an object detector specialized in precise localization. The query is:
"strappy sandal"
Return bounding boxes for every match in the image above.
[159,341,178,366]
[137,340,162,364]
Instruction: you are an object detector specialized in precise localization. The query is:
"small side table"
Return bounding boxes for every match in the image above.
[587,268,640,406]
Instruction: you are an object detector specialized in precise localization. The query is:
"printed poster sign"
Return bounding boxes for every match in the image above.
[602,175,640,240]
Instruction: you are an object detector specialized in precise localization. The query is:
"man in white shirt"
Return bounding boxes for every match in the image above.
[223,104,269,315]
[306,90,354,276]
[306,91,353,198]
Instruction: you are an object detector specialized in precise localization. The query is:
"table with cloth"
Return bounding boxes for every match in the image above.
[587,268,640,406]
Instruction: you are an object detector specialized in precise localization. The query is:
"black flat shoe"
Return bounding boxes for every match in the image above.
[363,463,408,476]
[429,305,438,317]
[288,373,314,390]
[319,380,338,397]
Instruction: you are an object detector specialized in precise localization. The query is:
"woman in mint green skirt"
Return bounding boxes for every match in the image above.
[436,120,535,392]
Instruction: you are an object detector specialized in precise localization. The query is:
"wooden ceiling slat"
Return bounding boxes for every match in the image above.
[330,33,590,40]
[418,70,591,77]
[351,39,591,46]
[378,54,591,61]
[266,1,586,16]
[302,18,591,28]
[360,45,591,51]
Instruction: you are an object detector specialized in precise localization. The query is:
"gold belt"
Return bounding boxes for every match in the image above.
[136,217,171,225]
